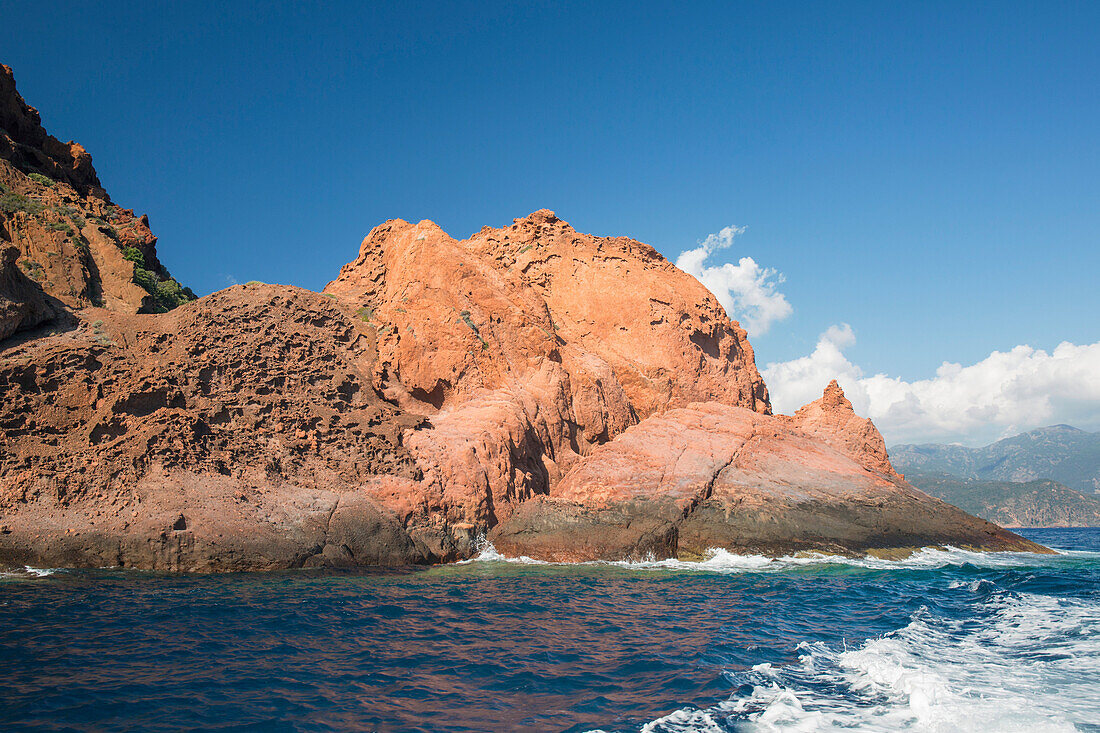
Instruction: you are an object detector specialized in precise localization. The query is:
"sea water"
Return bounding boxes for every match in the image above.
[1,527,1097,732]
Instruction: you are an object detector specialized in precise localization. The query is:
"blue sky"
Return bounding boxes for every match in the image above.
[5,1,1098,443]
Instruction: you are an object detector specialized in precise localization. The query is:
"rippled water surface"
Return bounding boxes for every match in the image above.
[2,528,1098,731]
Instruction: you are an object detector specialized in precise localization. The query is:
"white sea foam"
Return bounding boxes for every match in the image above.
[0,566,61,581]
[465,541,1092,575]
[641,590,1100,732]
[456,540,547,565]
[22,566,58,577]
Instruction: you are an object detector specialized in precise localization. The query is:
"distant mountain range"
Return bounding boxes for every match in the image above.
[901,470,1100,528]
[891,425,1100,494]
[891,425,1100,528]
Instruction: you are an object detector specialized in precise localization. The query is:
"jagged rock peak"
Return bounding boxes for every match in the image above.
[786,379,899,478]
[820,379,851,408]
[515,208,565,226]
[0,65,106,199]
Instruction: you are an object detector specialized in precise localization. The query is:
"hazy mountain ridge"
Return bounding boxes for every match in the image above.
[903,470,1100,528]
[892,425,1100,528]
[891,425,1100,495]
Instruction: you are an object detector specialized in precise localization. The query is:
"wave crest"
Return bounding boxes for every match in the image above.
[642,591,1099,732]
[463,542,1089,574]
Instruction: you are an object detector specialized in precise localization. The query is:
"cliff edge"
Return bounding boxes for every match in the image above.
[0,64,194,323]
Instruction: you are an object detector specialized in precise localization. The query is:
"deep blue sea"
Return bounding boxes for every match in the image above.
[1,528,1098,732]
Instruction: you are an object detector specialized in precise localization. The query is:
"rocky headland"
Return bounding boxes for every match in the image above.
[0,65,1046,570]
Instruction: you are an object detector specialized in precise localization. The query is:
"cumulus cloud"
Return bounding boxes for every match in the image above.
[676,226,792,336]
[763,326,1100,445]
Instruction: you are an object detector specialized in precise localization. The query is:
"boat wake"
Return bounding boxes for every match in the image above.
[637,587,1100,732]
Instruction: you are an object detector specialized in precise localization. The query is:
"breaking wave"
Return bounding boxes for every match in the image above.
[0,566,61,580]
[638,587,1100,732]
[465,541,1092,574]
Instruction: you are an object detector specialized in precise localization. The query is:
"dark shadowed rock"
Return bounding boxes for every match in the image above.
[0,245,67,342]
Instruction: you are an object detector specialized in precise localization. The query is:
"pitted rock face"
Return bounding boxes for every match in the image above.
[325,210,771,420]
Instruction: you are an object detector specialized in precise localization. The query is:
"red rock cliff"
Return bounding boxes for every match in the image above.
[0,66,1047,570]
[325,210,770,417]
[0,64,194,323]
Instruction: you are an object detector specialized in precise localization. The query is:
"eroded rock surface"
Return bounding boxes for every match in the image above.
[0,285,438,569]
[0,63,1048,570]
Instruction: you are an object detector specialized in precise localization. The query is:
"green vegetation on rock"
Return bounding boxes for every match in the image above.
[0,192,44,215]
[46,221,74,235]
[133,267,196,312]
[122,247,145,267]
[460,310,489,350]
[18,259,45,281]
[130,257,197,313]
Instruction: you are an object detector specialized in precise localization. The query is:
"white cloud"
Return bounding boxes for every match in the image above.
[676,226,792,336]
[763,326,1100,445]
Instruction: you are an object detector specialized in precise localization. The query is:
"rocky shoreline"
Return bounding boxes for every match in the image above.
[0,64,1047,571]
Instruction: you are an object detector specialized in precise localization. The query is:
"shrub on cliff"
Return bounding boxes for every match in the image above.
[150,277,196,311]
[27,172,54,187]
[122,247,145,267]
[0,192,44,215]
[132,265,196,313]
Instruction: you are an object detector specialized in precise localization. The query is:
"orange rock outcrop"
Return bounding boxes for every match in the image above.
[785,379,900,478]
[491,394,1040,561]
[0,64,1047,570]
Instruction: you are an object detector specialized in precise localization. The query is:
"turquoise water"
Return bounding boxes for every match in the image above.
[1,528,1097,731]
